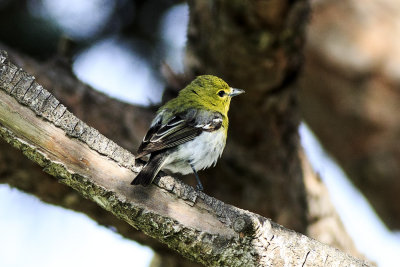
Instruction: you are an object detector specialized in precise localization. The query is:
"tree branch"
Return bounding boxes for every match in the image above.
[0,50,369,266]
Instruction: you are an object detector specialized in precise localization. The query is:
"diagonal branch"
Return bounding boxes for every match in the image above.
[0,51,369,266]
[0,44,172,255]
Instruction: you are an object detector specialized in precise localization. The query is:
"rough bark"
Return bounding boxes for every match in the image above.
[300,0,400,229]
[0,50,369,267]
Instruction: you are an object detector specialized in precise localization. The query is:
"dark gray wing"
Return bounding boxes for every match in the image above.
[136,109,223,158]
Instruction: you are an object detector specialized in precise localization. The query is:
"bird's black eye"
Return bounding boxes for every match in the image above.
[218,90,226,97]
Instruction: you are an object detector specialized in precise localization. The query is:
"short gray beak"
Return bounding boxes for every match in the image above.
[229,87,245,97]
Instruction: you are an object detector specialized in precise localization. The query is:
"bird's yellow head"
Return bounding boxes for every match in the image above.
[176,75,244,116]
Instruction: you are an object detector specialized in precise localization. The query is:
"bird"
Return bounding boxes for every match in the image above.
[131,75,244,191]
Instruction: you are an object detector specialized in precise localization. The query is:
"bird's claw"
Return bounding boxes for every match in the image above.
[196,183,204,191]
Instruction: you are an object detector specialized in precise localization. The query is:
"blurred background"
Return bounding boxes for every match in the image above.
[0,0,399,266]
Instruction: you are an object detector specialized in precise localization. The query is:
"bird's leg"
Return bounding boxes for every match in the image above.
[189,163,204,191]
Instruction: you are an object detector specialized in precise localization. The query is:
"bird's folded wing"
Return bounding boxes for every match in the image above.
[136,109,223,158]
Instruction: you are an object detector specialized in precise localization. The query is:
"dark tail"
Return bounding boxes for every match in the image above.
[131,153,165,186]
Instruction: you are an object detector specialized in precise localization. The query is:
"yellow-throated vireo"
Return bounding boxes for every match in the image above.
[131,75,244,191]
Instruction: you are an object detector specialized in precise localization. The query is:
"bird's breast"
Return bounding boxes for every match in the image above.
[163,129,227,174]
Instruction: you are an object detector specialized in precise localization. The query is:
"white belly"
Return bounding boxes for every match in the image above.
[162,129,226,175]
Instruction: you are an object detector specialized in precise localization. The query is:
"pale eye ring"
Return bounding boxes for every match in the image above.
[218,90,226,97]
